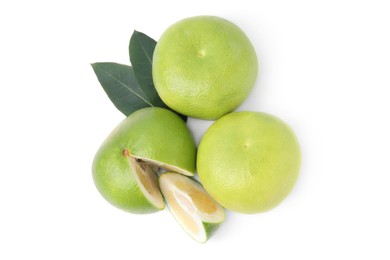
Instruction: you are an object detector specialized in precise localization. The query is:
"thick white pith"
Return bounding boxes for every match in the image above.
[127,156,165,209]
[159,173,224,243]
[131,155,194,176]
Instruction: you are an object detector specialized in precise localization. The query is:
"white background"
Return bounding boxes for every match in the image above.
[1,0,389,259]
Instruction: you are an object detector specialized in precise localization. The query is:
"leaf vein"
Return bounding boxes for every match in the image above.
[96,67,153,106]
[135,33,153,64]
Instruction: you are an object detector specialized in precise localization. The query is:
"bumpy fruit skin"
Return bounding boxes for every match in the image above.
[153,16,258,120]
[92,107,196,213]
[197,112,301,214]
[93,152,158,214]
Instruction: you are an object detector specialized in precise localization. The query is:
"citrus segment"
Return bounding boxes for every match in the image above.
[175,181,217,214]
[127,156,164,210]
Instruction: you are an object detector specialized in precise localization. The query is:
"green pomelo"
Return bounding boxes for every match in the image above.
[153,16,258,120]
[93,107,196,213]
[197,111,301,214]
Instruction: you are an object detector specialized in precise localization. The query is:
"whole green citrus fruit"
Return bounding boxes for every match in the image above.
[153,16,258,120]
[197,111,301,214]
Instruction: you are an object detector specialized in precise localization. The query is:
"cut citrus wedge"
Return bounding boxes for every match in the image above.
[159,172,225,243]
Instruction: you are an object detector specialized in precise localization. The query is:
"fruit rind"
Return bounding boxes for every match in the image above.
[92,148,163,214]
[202,222,221,242]
[108,107,196,175]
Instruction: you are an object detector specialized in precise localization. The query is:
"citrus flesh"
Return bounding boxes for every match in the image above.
[197,111,301,214]
[128,157,164,210]
[153,16,258,120]
[159,172,225,243]
[92,107,196,213]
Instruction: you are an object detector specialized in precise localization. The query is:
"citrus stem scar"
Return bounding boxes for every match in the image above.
[123,149,130,157]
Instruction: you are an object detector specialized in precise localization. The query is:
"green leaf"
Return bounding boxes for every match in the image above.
[129,31,187,122]
[129,31,163,105]
[91,31,187,122]
[91,62,162,116]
